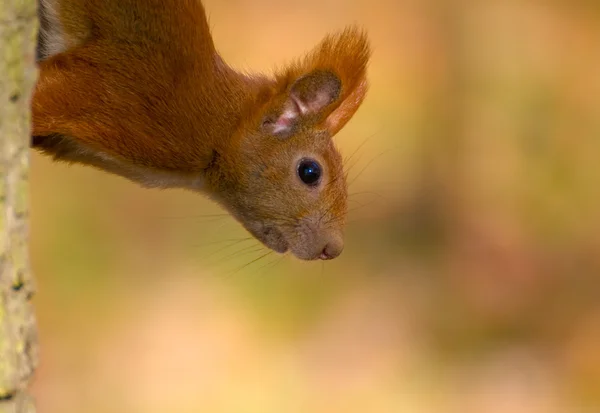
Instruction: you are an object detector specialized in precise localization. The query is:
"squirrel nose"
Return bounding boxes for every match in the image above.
[319,240,344,260]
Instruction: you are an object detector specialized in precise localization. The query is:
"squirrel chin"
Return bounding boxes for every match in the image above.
[253,223,290,255]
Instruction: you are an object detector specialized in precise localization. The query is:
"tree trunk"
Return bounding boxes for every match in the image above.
[0,1,39,412]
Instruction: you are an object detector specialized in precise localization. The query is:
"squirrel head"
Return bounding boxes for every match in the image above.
[207,27,370,260]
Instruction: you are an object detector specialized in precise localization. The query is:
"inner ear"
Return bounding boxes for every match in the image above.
[290,70,342,116]
[263,70,342,136]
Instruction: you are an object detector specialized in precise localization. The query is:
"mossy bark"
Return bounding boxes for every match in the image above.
[0,0,39,412]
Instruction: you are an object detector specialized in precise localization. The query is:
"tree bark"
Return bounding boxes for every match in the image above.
[0,1,39,412]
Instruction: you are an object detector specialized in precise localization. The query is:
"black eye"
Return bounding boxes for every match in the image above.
[297,159,322,186]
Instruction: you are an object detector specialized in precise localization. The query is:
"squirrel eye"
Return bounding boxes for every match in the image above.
[297,159,322,186]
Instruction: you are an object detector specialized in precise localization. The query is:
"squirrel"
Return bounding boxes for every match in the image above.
[32,0,371,261]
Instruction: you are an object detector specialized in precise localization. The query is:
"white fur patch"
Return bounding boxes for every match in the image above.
[52,138,205,190]
[92,151,206,190]
[38,0,68,59]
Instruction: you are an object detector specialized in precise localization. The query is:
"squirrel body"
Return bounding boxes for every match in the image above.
[33,0,371,260]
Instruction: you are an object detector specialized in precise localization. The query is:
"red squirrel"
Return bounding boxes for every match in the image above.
[32,0,371,261]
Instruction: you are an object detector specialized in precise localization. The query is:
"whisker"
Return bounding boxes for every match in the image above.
[345,216,377,226]
[269,254,288,274]
[348,198,367,206]
[157,213,230,221]
[255,253,287,275]
[343,128,384,168]
[347,199,382,214]
[348,190,390,200]
[225,250,274,277]
[319,188,348,226]
[191,236,254,249]
[348,148,396,188]
[204,240,262,263]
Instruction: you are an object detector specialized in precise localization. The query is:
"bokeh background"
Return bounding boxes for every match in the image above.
[29,0,600,412]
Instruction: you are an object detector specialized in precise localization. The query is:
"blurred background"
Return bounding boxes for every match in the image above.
[29,0,600,412]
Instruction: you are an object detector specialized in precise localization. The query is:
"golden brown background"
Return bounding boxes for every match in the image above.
[30,0,600,412]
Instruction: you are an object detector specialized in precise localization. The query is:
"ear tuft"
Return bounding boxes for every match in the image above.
[264,71,343,136]
[263,26,371,137]
[275,26,371,136]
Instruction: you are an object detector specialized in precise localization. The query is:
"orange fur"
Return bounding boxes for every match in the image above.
[33,0,371,260]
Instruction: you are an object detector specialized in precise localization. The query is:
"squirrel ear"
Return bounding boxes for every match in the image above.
[264,70,341,135]
[264,26,371,137]
[289,70,342,118]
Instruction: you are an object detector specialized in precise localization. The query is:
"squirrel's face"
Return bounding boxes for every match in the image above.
[224,126,348,260]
